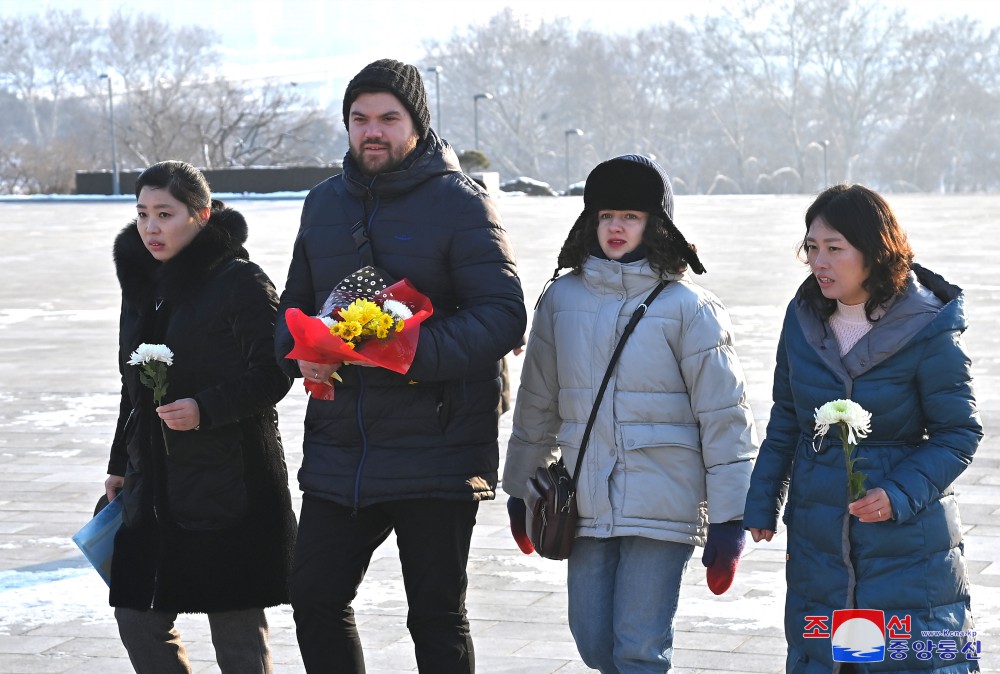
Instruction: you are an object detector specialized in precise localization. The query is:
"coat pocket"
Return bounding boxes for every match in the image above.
[619,423,705,520]
[163,426,247,531]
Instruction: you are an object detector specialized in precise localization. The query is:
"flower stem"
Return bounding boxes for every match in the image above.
[160,419,171,456]
[840,424,867,501]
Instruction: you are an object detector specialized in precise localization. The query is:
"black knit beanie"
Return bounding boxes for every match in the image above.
[556,154,705,274]
[342,59,431,139]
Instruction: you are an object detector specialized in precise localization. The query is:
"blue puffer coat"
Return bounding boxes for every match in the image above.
[275,130,526,508]
[744,264,982,674]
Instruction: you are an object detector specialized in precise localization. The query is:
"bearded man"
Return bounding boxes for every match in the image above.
[274,58,526,673]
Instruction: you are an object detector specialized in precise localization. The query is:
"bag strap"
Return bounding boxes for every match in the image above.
[350,218,375,267]
[570,281,668,483]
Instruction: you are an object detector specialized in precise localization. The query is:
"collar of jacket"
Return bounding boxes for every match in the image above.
[794,263,966,378]
[113,205,250,307]
[869,264,968,346]
[580,255,680,298]
[342,128,461,199]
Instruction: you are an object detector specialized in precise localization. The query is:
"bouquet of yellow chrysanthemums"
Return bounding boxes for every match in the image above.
[321,297,408,346]
[284,267,433,400]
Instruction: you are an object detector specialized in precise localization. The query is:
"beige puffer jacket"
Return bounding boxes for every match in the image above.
[503,257,758,545]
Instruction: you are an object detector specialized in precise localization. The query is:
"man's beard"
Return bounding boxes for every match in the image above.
[351,136,419,176]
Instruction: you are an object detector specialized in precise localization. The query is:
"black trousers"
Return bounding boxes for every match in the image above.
[289,494,479,674]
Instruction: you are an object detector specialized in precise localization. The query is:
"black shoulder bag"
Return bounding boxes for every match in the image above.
[525,281,668,560]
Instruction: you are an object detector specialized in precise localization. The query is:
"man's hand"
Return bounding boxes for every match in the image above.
[702,520,746,595]
[297,359,342,384]
[507,497,534,555]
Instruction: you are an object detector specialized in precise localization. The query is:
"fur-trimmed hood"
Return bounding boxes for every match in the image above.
[113,204,250,306]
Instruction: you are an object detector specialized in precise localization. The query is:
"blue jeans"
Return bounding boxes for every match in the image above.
[568,536,694,673]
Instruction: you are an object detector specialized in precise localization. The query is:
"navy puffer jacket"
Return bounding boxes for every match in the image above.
[275,130,526,508]
[744,264,982,673]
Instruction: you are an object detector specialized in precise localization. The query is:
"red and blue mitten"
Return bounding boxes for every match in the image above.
[701,520,745,595]
[507,497,534,555]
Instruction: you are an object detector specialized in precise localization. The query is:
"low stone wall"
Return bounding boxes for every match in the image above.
[468,171,500,195]
[75,165,343,196]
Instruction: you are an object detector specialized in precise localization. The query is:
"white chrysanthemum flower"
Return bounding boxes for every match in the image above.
[319,316,337,328]
[382,299,413,320]
[814,399,872,445]
[127,343,174,366]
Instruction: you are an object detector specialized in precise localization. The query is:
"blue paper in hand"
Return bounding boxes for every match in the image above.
[71,496,123,587]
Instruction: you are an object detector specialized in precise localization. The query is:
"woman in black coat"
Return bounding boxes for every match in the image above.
[104,160,296,673]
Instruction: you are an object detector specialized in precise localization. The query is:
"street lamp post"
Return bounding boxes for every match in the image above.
[821,139,829,187]
[99,72,120,196]
[473,92,493,150]
[564,128,584,193]
[427,66,442,134]
[807,139,831,188]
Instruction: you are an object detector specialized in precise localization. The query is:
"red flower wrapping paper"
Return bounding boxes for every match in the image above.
[284,276,433,400]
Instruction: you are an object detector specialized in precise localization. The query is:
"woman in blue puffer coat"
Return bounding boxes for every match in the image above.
[744,184,982,673]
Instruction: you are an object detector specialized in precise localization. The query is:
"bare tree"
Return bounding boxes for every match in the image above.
[92,10,338,171]
[881,18,1000,191]
[3,4,1000,194]
[194,78,330,168]
[95,11,221,167]
[626,24,714,191]
[696,9,769,192]
[0,10,100,192]
[701,1,829,192]
[425,9,579,181]
[0,9,97,145]
[809,1,912,183]
[419,3,1000,193]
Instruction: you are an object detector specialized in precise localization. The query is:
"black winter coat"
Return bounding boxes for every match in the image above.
[109,205,296,613]
[275,130,527,508]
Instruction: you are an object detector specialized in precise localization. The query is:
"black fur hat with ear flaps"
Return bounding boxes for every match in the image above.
[555,154,705,274]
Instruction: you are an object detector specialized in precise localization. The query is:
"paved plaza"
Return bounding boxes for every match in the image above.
[0,193,997,673]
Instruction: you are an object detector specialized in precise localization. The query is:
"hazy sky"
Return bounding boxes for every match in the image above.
[6,0,1000,67]
[4,0,999,100]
